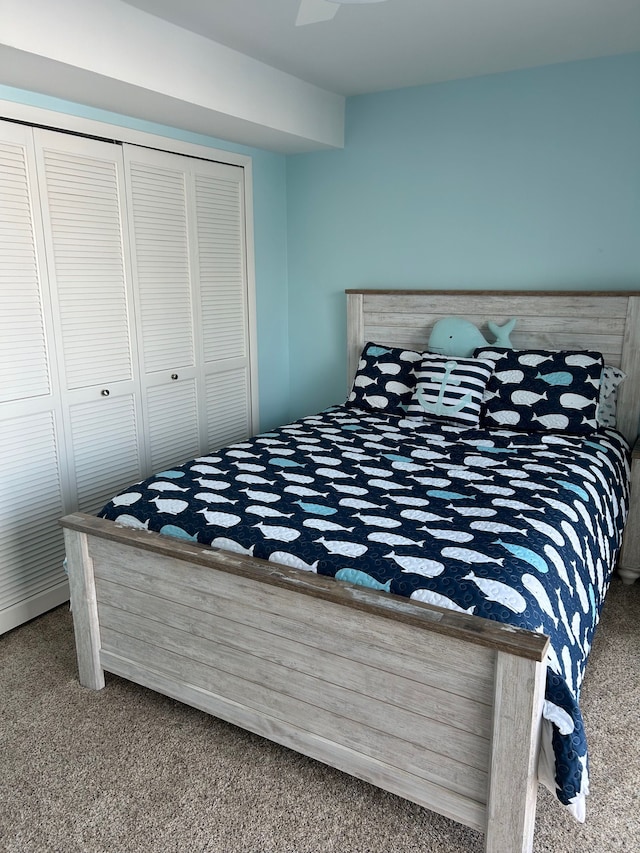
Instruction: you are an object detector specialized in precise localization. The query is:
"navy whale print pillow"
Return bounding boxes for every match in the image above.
[347,342,422,415]
[475,348,604,434]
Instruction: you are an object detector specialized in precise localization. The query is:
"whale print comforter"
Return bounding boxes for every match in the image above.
[99,405,630,819]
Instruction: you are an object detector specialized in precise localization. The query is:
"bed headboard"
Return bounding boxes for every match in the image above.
[346,289,640,444]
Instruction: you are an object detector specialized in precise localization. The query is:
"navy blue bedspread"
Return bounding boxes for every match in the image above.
[99,405,630,815]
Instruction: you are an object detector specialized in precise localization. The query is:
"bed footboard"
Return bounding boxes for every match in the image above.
[61,513,548,853]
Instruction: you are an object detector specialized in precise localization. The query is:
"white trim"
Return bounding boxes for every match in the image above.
[0,579,70,634]
[242,157,261,436]
[0,98,252,167]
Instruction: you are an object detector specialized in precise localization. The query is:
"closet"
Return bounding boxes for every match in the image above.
[0,119,256,634]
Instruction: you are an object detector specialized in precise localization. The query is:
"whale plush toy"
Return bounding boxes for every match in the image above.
[428,316,517,358]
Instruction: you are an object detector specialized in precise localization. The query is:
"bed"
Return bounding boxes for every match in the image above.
[61,290,640,853]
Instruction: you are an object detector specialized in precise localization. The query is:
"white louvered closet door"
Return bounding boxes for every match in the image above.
[1,121,257,634]
[194,161,253,450]
[0,121,68,633]
[34,129,145,516]
[124,146,253,473]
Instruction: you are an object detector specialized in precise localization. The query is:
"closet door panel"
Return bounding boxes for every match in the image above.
[125,147,254,467]
[0,121,70,634]
[0,123,51,403]
[124,147,201,471]
[33,129,145,516]
[205,365,251,451]
[34,130,135,391]
[0,411,67,634]
[125,153,195,374]
[68,391,142,516]
[145,378,200,471]
[192,160,253,449]
[194,169,248,364]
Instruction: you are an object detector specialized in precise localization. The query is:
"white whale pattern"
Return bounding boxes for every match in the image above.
[150,497,189,515]
[383,494,430,506]
[384,552,445,577]
[303,519,354,532]
[269,551,318,572]
[448,505,497,517]
[112,491,142,506]
[367,532,425,547]
[315,537,368,557]
[340,498,388,510]
[560,393,595,411]
[521,573,559,628]
[410,589,475,613]
[441,547,504,566]
[191,464,226,475]
[195,478,230,491]
[241,488,281,503]
[194,491,237,504]
[353,513,402,528]
[198,509,241,528]
[400,509,454,523]
[469,520,527,536]
[98,403,628,816]
[236,474,276,485]
[113,514,150,530]
[463,571,527,612]
[211,537,255,556]
[285,485,329,497]
[148,481,189,492]
[245,505,293,519]
[421,527,474,543]
[511,389,548,406]
[255,523,301,542]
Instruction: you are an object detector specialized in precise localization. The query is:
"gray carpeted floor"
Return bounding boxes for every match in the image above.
[1,577,638,853]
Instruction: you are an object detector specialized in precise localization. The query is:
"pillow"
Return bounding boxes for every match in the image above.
[407,354,494,427]
[475,348,604,434]
[347,342,422,414]
[597,365,626,428]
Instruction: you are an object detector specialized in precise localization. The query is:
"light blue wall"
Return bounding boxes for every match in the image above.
[0,85,290,432]
[286,53,640,420]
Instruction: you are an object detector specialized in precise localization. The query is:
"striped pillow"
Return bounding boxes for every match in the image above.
[407,354,494,427]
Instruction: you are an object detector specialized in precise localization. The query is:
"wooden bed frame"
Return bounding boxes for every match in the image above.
[61,290,640,853]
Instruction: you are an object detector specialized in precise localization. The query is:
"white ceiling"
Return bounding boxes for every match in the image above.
[122,0,640,96]
[2,0,639,153]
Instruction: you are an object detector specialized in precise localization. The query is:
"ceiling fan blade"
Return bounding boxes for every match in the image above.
[295,0,340,27]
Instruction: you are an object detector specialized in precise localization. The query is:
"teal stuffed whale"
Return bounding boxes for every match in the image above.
[428,316,517,358]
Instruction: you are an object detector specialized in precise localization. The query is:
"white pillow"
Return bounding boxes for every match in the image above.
[597,365,626,428]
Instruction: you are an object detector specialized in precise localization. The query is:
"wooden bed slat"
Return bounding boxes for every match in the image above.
[356,290,631,318]
[90,541,499,767]
[98,608,491,785]
[99,648,488,832]
[95,575,495,723]
[363,311,626,336]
